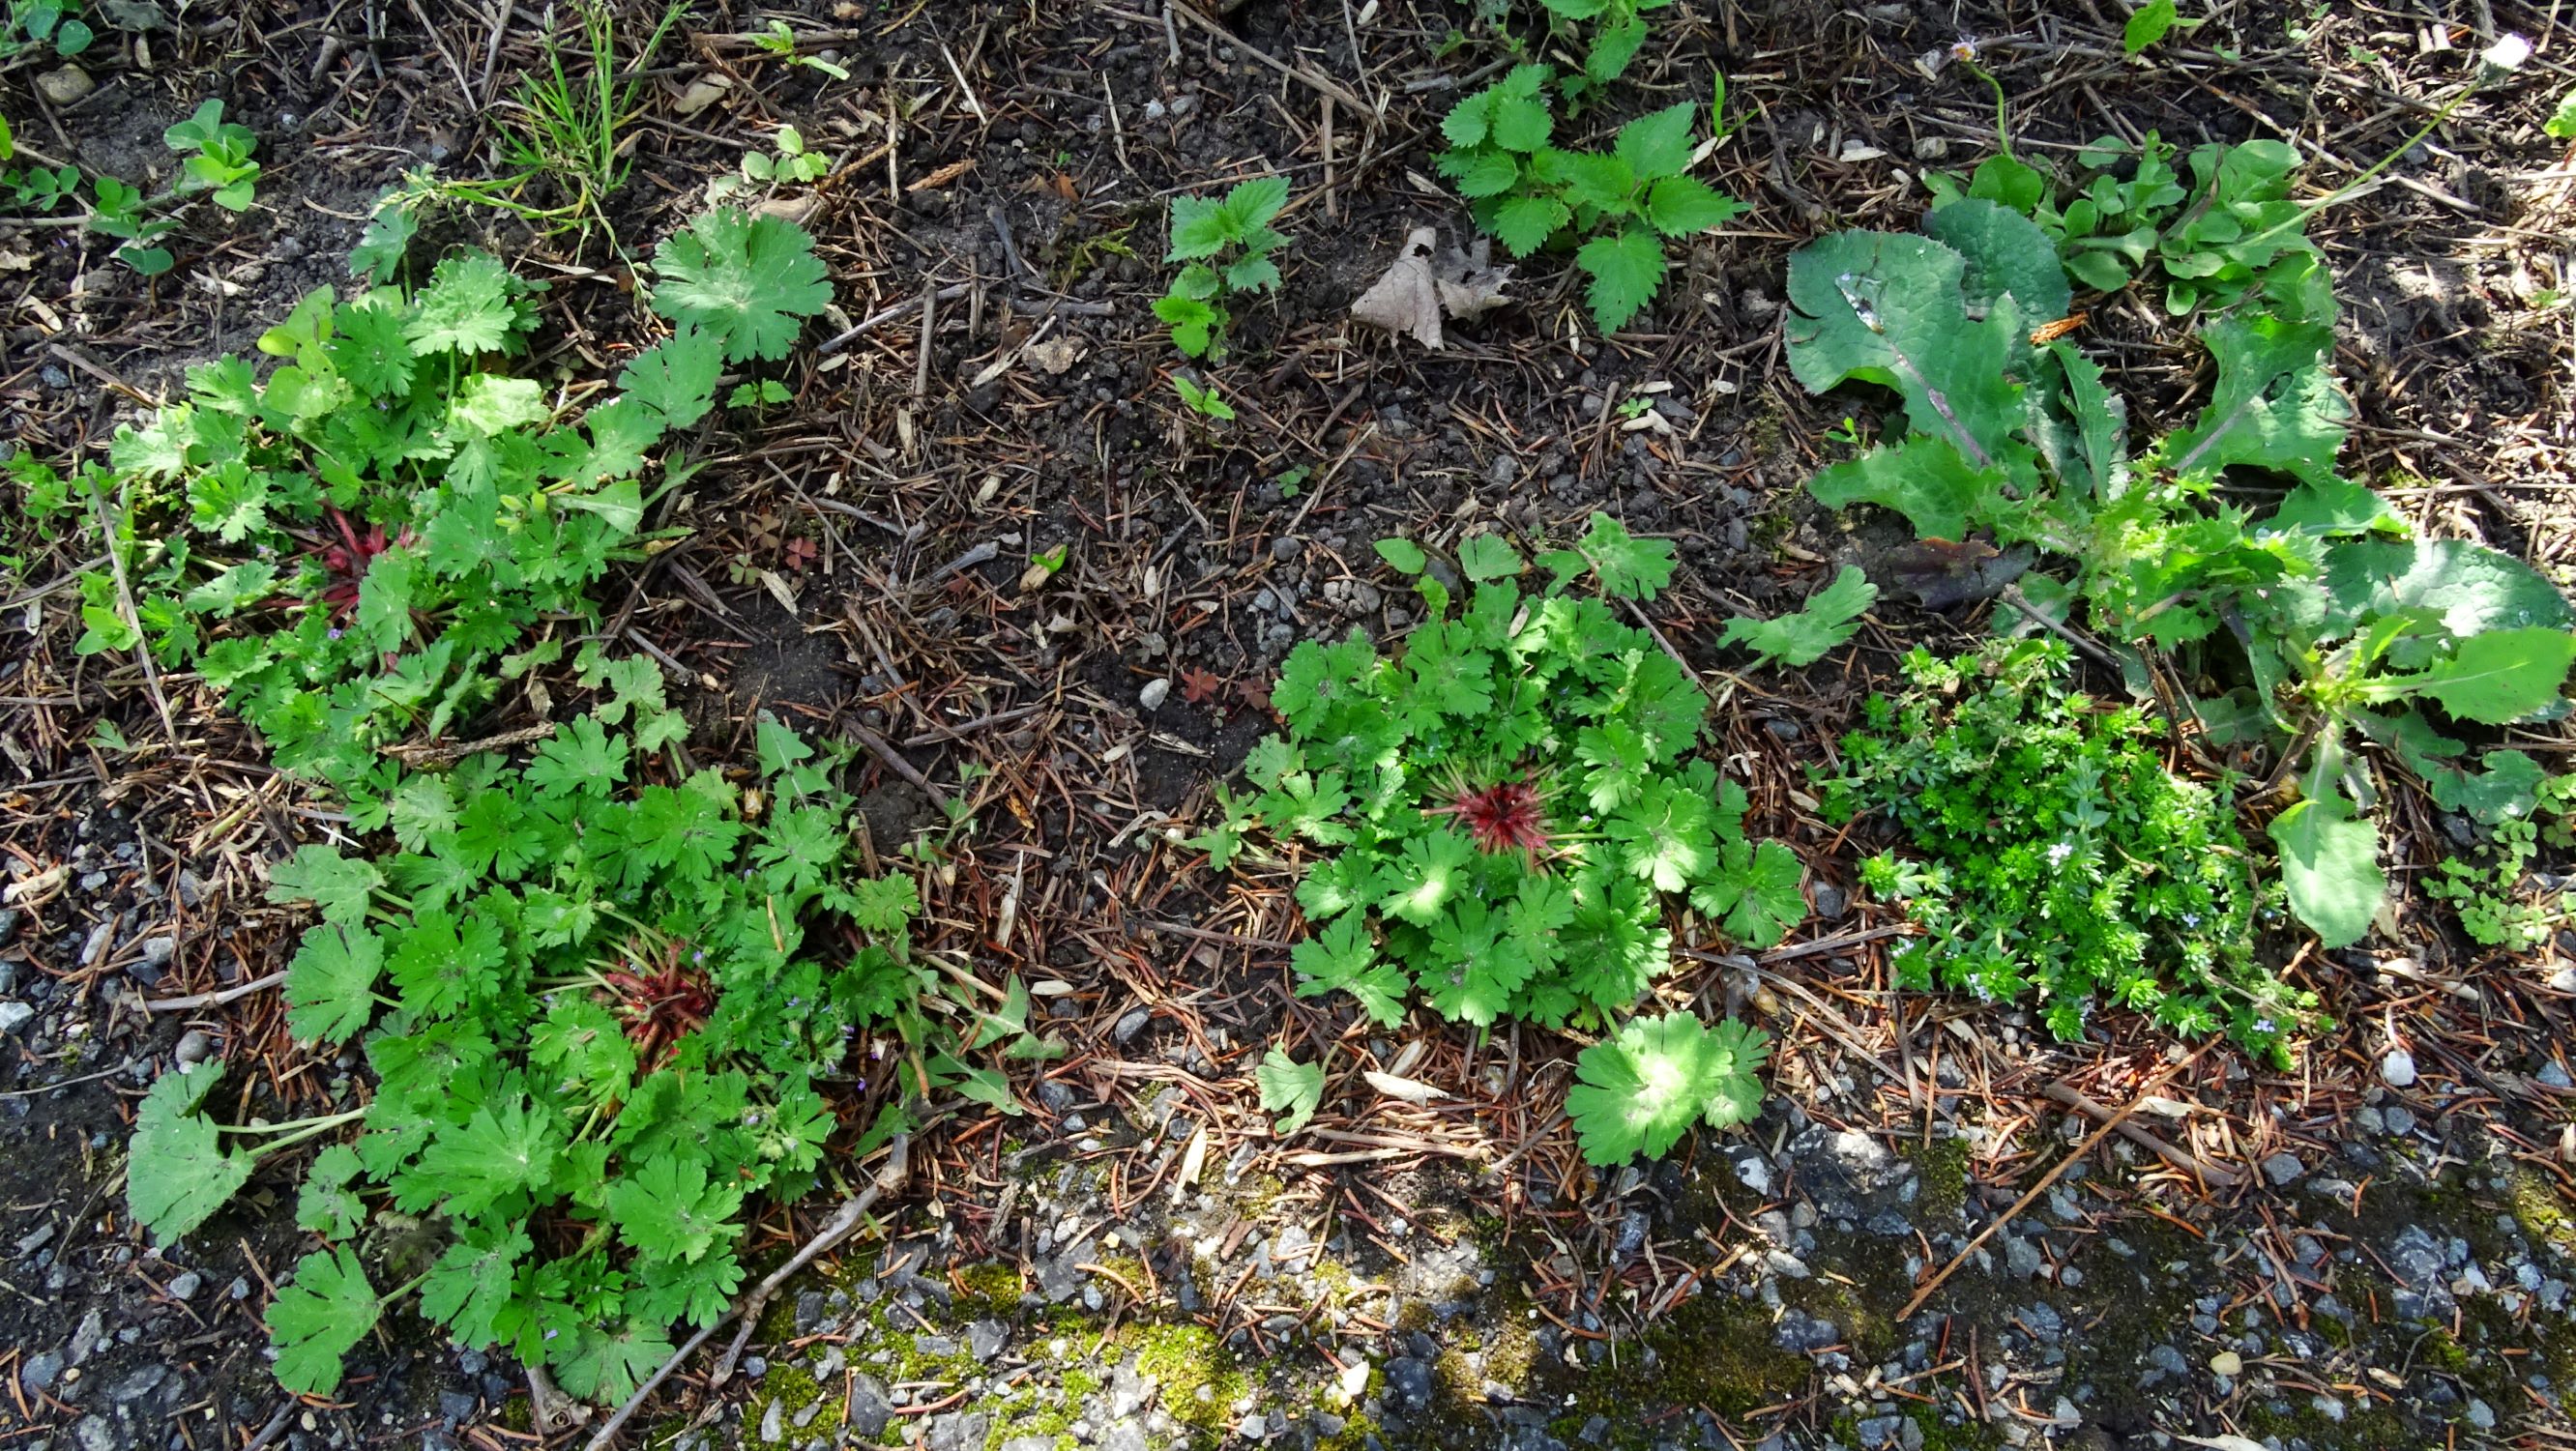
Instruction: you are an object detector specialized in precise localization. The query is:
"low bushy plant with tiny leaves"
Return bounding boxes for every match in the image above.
[1823,639,2315,1062]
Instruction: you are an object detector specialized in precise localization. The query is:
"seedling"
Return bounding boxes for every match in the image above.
[753,19,852,79]
[163,100,261,212]
[2122,0,2191,54]
[1155,176,1291,360]
[709,124,834,204]
[2,0,90,57]
[421,0,683,244]
[1256,1047,1325,1136]
[1172,375,1234,421]
[1567,1011,1770,1163]
[87,175,176,275]
[1436,68,1744,331]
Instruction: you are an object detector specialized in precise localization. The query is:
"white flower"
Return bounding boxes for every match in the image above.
[2482,34,2533,73]
[2046,841,2074,867]
[1950,36,1981,62]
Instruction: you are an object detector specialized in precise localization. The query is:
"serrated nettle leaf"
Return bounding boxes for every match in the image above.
[1490,92,1555,153]
[1614,102,1698,181]
[1576,227,1667,332]
[1643,176,1743,238]
[1585,15,1650,85]
[1441,90,1495,150]
[1456,151,1520,198]
[1489,193,1571,257]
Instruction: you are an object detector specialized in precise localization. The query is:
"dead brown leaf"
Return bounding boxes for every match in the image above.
[1351,227,1514,349]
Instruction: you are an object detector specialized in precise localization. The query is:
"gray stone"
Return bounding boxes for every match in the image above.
[1099,1419,1148,1451]
[74,1416,117,1451]
[2261,1152,2304,1187]
[2004,1235,2044,1281]
[21,1351,61,1393]
[967,1319,1007,1361]
[2540,1061,2572,1089]
[164,1269,201,1301]
[1773,1309,1840,1352]
[923,1410,988,1451]
[67,1307,103,1364]
[759,1398,785,1443]
[2388,1224,2455,1319]
[794,1290,828,1332]
[2146,1345,2190,1382]
[848,1375,892,1438]
[0,1001,33,1033]
[1855,1415,1904,1448]
[35,65,93,105]
[1113,1009,1151,1044]
[1384,1356,1435,1408]
[110,1365,165,1404]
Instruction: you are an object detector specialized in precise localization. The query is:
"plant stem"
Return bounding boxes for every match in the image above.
[1961,61,2014,162]
[2240,80,2483,251]
[216,1108,368,1157]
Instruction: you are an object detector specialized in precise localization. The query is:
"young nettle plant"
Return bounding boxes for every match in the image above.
[1437,67,1745,331]
[1783,138,2576,953]
[1191,514,1787,1166]
[1534,0,1673,107]
[1155,176,1291,359]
